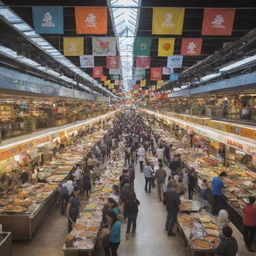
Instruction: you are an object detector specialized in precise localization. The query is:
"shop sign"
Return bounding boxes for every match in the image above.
[0,146,22,161]
[33,136,50,147]
[226,139,243,150]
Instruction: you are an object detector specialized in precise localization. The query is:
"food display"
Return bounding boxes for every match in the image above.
[191,239,212,249]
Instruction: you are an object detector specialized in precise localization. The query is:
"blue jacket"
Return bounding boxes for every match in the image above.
[109,221,121,243]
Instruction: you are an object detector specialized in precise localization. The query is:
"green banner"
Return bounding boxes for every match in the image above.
[134,37,151,56]
[111,74,120,80]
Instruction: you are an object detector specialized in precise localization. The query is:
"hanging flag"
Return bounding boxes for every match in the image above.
[109,83,115,89]
[104,80,110,86]
[32,7,64,34]
[63,37,84,56]
[202,8,236,36]
[75,7,107,34]
[152,8,185,35]
[92,67,103,78]
[151,68,162,81]
[134,68,145,80]
[157,80,164,88]
[136,57,151,69]
[92,37,116,56]
[79,55,94,68]
[169,73,179,81]
[151,85,156,91]
[101,76,107,81]
[140,79,146,87]
[181,38,202,56]
[111,74,120,80]
[158,38,175,56]
[162,67,174,75]
[167,55,183,68]
[106,56,120,69]
[109,69,121,75]
[134,37,152,56]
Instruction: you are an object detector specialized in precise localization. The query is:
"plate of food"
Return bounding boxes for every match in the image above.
[191,238,212,249]
[200,216,213,223]
[204,235,220,247]
[202,223,218,229]
[205,229,219,236]
[73,224,85,232]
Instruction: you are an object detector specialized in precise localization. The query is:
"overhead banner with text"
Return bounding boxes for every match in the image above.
[79,55,94,68]
[181,38,202,56]
[158,38,175,56]
[109,69,121,75]
[167,55,183,68]
[92,37,116,56]
[134,68,145,80]
[75,7,107,34]
[63,37,84,56]
[106,56,120,69]
[151,67,162,81]
[202,8,236,35]
[136,56,151,69]
[134,37,152,56]
[152,8,185,35]
[162,67,174,75]
[32,7,64,34]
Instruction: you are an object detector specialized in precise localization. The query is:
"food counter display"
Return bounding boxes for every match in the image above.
[0,232,12,256]
[63,145,124,255]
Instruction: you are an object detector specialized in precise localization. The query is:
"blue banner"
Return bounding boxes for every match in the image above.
[169,73,179,81]
[32,7,64,34]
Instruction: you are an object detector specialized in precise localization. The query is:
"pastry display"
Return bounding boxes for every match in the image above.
[191,239,212,249]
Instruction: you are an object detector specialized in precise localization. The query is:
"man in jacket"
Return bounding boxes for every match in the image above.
[143,161,153,193]
[155,163,167,201]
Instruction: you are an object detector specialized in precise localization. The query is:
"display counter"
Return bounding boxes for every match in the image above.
[0,232,12,256]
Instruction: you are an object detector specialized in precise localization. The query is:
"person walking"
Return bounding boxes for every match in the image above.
[155,163,167,201]
[163,182,180,236]
[156,145,164,162]
[137,144,145,172]
[82,170,91,197]
[212,171,227,216]
[164,144,170,164]
[124,144,131,166]
[169,155,181,177]
[242,196,256,252]
[125,192,140,240]
[104,211,121,256]
[188,169,198,200]
[143,161,153,193]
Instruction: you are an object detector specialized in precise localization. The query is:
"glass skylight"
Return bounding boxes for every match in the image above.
[108,0,141,91]
[201,73,221,82]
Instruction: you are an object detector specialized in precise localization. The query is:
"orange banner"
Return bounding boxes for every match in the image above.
[75,7,108,34]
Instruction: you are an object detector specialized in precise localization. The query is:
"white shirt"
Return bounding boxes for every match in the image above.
[137,147,145,161]
[73,168,82,180]
[144,165,153,178]
[156,148,164,160]
[63,180,74,195]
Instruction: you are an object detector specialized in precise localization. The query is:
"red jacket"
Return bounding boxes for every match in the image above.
[243,204,256,227]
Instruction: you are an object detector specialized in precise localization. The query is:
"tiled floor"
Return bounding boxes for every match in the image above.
[13,163,256,256]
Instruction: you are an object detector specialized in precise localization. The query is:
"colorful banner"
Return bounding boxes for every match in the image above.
[157,80,164,88]
[92,37,116,56]
[151,67,162,81]
[109,69,121,75]
[75,7,107,34]
[134,68,145,80]
[181,38,202,56]
[92,67,103,78]
[169,73,179,81]
[111,74,120,80]
[109,83,115,89]
[140,79,146,87]
[101,76,107,81]
[63,37,84,56]
[136,56,151,69]
[202,8,236,36]
[152,8,185,35]
[106,56,120,69]
[79,55,94,68]
[158,38,175,57]
[104,80,110,86]
[134,37,152,56]
[167,55,183,68]
[32,7,64,34]
[162,67,174,75]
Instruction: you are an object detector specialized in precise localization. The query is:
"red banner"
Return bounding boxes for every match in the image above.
[106,56,120,69]
[92,67,103,78]
[136,56,151,69]
[181,38,202,56]
[202,8,236,35]
[151,67,162,81]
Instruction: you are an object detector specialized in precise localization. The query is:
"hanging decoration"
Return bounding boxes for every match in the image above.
[106,56,120,69]
[111,74,120,80]
[157,80,164,88]
[169,73,180,81]
[75,7,107,34]
[158,38,175,56]
[202,8,236,35]
[101,76,107,81]
[63,37,84,56]
[151,67,162,81]
[162,67,174,75]
[92,37,116,56]
[134,37,152,56]
[136,56,151,69]
[109,69,121,75]
[92,67,103,78]
[152,8,185,35]
[140,79,146,87]
[32,7,64,34]
[104,80,111,86]
[181,38,203,56]
[134,68,145,80]
[79,55,94,68]
[167,55,183,68]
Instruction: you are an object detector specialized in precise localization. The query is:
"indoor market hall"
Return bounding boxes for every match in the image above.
[1,0,256,256]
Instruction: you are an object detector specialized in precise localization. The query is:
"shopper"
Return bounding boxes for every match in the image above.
[82,170,91,197]
[124,144,131,166]
[120,183,131,219]
[143,161,154,193]
[128,166,135,190]
[108,197,120,218]
[200,179,209,200]
[215,225,238,256]
[211,171,227,216]
[163,181,180,236]
[125,192,140,240]
[242,196,256,252]
[169,154,181,176]
[105,211,121,256]
[188,169,198,200]
[66,187,80,233]
[164,144,170,164]
[137,144,145,172]
[155,163,167,201]
[119,169,129,188]
[156,145,164,162]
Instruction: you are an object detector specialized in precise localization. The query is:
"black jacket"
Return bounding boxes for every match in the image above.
[163,188,180,213]
[215,237,238,256]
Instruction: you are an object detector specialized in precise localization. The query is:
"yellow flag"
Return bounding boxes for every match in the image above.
[157,80,164,88]
[109,83,115,89]
[152,8,185,35]
[63,37,84,56]
[140,79,146,87]
[151,85,156,91]
[104,80,110,86]
[158,38,175,56]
